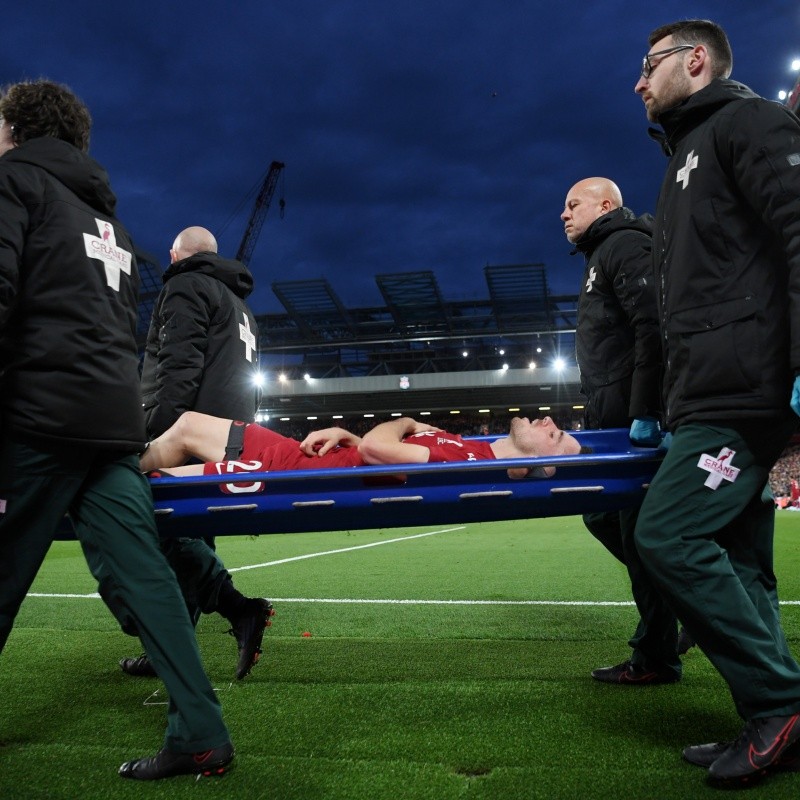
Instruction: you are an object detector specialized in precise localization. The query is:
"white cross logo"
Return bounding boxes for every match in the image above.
[697,447,740,490]
[239,313,256,362]
[585,266,597,293]
[83,219,132,291]
[676,150,698,190]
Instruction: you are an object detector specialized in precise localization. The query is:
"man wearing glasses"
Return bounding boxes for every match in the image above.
[632,19,800,789]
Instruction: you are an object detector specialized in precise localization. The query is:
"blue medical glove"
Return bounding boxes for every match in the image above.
[791,376,800,418]
[629,417,661,447]
[659,432,673,450]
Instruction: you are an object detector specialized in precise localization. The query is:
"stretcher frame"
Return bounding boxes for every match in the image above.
[126,428,664,537]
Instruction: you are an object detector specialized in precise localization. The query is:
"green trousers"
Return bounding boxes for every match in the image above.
[635,420,800,720]
[583,508,680,676]
[0,437,230,753]
[160,536,230,626]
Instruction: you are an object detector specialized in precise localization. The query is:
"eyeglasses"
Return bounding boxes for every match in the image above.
[640,45,694,79]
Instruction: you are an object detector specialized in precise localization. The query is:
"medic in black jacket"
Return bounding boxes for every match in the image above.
[0,79,233,780]
[122,227,272,684]
[563,178,679,687]
[141,240,260,438]
[633,20,800,789]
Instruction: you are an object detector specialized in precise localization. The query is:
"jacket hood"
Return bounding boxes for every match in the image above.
[573,207,653,257]
[164,251,255,298]
[648,78,759,155]
[1,136,117,215]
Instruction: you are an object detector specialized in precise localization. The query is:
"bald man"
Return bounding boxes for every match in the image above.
[170,225,218,261]
[121,226,273,682]
[561,178,684,684]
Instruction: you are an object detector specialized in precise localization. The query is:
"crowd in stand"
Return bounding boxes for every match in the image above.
[769,444,800,501]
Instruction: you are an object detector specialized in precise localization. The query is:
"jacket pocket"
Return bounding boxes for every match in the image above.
[668,297,759,401]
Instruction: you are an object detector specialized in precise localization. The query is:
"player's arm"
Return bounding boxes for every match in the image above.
[358,417,440,465]
[298,427,362,457]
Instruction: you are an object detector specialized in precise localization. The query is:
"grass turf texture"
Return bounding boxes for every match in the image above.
[0,515,798,799]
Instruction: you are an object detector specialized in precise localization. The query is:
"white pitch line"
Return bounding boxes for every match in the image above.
[226,526,466,573]
[271,598,639,606]
[24,593,800,607]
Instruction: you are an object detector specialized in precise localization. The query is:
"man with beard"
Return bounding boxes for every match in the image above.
[633,19,800,789]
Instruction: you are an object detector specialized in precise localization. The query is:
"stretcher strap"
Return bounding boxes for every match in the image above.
[224,421,247,459]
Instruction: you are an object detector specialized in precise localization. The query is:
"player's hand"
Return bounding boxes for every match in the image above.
[299,428,362,457]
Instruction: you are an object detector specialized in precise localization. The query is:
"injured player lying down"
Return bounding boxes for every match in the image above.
[140,412,585,481]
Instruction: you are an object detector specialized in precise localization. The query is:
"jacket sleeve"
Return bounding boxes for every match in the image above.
[609,232,663,419]
[0,169,29,333]
[145,273,218,437]
[723,101,800,372]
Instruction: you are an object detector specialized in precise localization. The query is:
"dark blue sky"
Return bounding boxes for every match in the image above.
[4,2,798,313]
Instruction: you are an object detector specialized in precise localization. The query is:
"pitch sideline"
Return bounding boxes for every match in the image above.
[27,525,800,605]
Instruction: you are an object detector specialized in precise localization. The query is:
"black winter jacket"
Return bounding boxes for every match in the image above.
[140,252,260,437]
[0,137,146,450]
[650,79,800,429]
[573,207,662,427]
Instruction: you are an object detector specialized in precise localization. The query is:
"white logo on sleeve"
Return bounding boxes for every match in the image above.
[585,266,597,293]
[676,150,698,190]
[239,314,256,362]
[83,219,132,291]
[697,447,740,489]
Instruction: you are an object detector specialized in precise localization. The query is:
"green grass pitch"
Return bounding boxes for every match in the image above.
[1,514,799,799]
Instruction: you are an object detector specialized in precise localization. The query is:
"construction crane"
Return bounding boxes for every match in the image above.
[235,160,285,266]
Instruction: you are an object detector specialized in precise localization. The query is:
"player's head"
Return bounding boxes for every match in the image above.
[0,80,91,153]
[508,416,582,458]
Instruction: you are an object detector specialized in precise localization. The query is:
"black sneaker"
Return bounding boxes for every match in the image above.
[684,738,800,770]
[591,659,680,685]
[707,713,800,788]
[119,742,234,780]
[119,653,157,678]
[677,627,695,656]
[228,598,275,680]
[683,741,730,768]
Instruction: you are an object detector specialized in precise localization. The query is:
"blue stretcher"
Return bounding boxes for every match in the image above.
[128,428,664,537]
[54,429,664,539]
